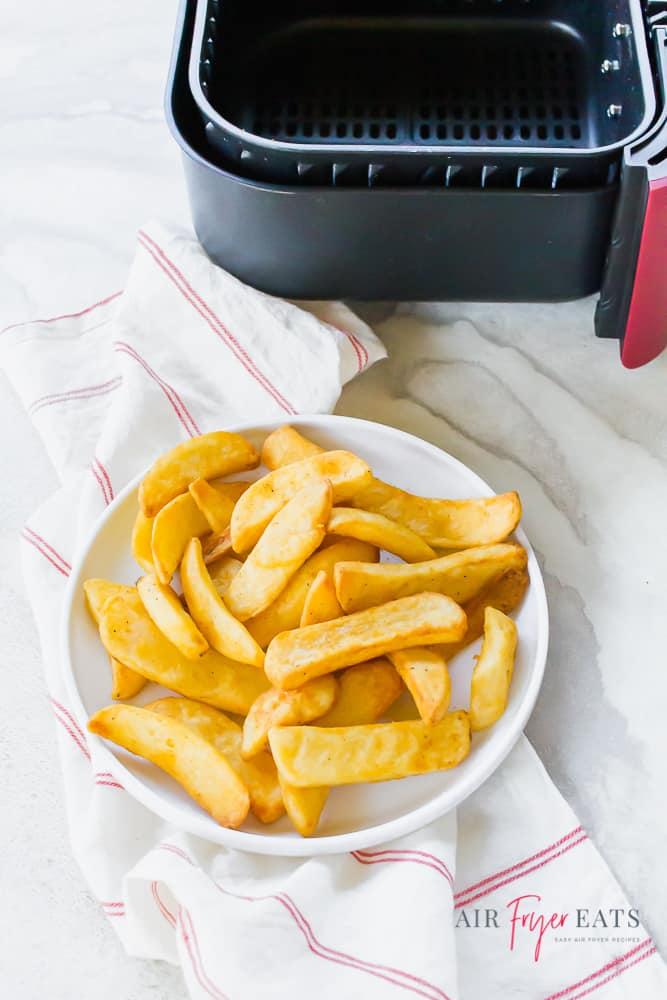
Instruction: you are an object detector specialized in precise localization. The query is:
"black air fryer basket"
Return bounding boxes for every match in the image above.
[167,1,667,368]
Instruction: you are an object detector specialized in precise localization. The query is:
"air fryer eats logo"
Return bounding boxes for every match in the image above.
[456,894,640,962]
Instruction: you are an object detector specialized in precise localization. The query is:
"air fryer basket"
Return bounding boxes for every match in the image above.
[191,0,655,185]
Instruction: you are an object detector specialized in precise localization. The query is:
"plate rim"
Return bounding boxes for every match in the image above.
[60,413,549,856]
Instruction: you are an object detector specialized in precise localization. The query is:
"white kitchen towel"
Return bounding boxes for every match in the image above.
[2,221,665,1000]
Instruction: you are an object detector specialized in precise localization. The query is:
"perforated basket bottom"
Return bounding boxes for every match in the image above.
[213,19,590,148]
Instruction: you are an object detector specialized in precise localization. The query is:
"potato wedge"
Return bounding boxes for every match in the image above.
[334,543,527,613]
[327,507,436,563]
[110,658,147,701]
[139,431,260,517]
[387,648,451,726]
[230,450,372,554]
[83,580,147,699]
[147,698,284,824]
[151,492,211,584]
[226,479,332,621]
[299,570,343,627]
[88,704,250,828]
[264,592,467,689]
[181,537,264,667]
[353,481,522,549]
[131,510,155,574]
[241,676,338,759]
[189,479,249,533]
[281,658,403,835]
[469,607,518,731]
[317,659,403,727]
[137,574,208,659]
[99,594,268,713]
[208,555,243,597]
[202,526,234,565]
[269,711,471,786]
[246,539,378,648]
[437,566,529,660]
[261,425,324,470]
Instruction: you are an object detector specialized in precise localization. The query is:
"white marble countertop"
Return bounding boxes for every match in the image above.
[1,2,665,997]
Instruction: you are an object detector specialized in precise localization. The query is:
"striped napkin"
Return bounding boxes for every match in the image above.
[2,221,664,1000]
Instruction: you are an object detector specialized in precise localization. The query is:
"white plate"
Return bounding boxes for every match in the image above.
[61,415,548,856]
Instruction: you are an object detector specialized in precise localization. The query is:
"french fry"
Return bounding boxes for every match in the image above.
[469,607,518,731]
[83,579,146,699]
[137,574,208,659]
[151,492,211,584]
[279,659,404,835]
[139,431,260,517]
[202,526,234,565]
[300,570,342,627]
[88,704,250,828]
[99,594,269,713]
[437,566,529,660]
[327,507,436,562]
[269,711,471,786]
[261,425,324,470]
[258,427,521,549]
[208,555,243,597]
[246,539,378,648]
[334,543,527,613]
[226,479,332,621]
[387,648,451,726]
[147,698,284,824]
[131,510,155,573]
[189,479,250,533]
[110,659,147,701]
[353,480,522,549]
[230,450,372,554]
[241,676,338,759]
[181,538,265,667]
[264,592,467,689]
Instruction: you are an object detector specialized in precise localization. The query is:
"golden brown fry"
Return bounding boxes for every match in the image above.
[226,479,332,621]
[264,592,467,689]
[353,480,522,549]
[99,594,268,714]
[139,431,260,517]
[387,648,451,726]
[241,676,338,759]
[230,450,372,554]
[208,555,243,597]
[180,537,264,668]
[110,658,147,701]
[137,574,208,659]
[189,479,251,533]
[469,607,518,732]
[278,778,329,838]
[261,425,324,470]
[317,659,403,727]
[147,698,284,824]
[334,543,527,613]
[299,570,343,628]
[131,510,155,573]
[327,507,436,563]
[83,580,146,699]
[281,658,403,835]
[437,566,529,660]
[269,711,471,786]
[246,539,378,648]
[151,492,211,584]
[88,704,250,828]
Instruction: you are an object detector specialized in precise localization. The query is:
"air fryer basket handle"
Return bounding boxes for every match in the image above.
[595,24,667,368]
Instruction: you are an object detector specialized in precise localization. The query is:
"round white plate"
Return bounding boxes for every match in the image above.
[61,415,548,856]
